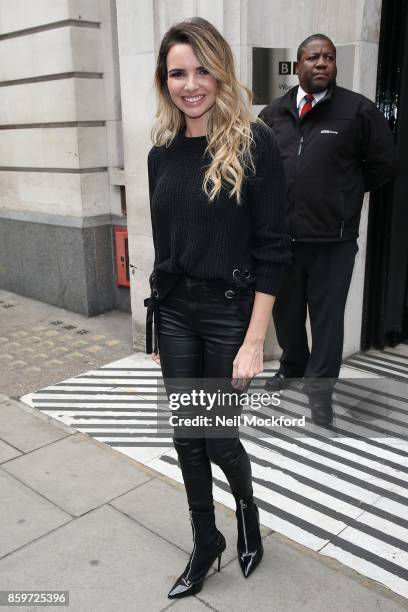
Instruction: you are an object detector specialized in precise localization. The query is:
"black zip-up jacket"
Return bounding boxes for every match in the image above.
[259,84,396,241]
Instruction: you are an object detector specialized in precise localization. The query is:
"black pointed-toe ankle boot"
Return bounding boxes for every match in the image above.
[236,498,264,578]
[167,509,226,599]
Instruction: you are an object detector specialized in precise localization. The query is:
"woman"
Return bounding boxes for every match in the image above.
[146,17,290,599]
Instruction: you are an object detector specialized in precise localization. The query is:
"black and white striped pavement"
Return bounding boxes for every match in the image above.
[21,347,408,599]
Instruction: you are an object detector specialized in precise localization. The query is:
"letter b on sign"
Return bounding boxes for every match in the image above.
[279,61,291,75]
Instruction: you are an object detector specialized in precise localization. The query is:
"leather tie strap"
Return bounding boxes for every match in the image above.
[144,296,159,354]
[299,94,315,118]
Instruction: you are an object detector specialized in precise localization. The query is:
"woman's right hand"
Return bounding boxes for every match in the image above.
[151,352,161,365]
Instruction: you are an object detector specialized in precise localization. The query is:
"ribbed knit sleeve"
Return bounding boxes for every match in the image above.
[249,124,292,295]
[147,147,161,268]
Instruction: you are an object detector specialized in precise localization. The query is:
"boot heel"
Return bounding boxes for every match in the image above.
[217,552,222,572]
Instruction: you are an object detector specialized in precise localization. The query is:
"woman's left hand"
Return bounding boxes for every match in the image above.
[232,339,264,390]
[151,351,161,365]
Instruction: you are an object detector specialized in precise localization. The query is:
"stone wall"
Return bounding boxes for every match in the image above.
[0,0,130,315]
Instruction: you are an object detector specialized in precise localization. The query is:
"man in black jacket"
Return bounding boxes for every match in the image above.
[259,34,395,425]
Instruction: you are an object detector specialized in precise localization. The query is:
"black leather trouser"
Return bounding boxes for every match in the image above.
[158,277,254,512]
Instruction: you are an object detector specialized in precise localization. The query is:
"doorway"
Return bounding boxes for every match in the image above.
[362,0,408,349]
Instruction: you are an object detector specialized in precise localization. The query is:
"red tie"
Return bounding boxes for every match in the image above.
[299,94,315,118]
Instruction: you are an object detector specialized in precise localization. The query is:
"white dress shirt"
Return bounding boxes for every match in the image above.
[297,85,327,115]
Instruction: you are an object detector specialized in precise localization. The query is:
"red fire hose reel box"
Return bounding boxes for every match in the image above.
[114,226,130,288]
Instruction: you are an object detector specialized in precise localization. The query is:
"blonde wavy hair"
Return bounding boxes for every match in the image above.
[152,17,255,203]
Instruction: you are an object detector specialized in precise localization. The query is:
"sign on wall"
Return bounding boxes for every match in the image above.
[252,45,355,105]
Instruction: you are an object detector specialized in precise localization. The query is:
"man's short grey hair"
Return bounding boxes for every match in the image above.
[297,34,336,61]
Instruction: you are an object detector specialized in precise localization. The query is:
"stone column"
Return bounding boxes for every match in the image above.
[117,0,382,357]
[0,0,127,315]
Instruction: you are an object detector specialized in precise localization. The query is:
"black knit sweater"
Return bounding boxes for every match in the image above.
[147,122,291,296]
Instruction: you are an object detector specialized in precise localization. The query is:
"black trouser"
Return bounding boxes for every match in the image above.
[273,240,358,397]
[158,277,254,513]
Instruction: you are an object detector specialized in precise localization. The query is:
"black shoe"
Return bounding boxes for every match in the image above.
[168,509,226,599]
[264,372,291,392]
[236,498,264,578]
[310,400,333,426]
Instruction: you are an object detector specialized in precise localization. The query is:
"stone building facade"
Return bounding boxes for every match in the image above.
[0,0,385,356]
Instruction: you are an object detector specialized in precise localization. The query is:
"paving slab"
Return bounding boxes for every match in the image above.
[2,433,152,516]
[112,476,271,568]
[0,439,21,463]
[0,395,72,452]
[0,504,189,612]
[197,533,407,612]
[166,596,217,610]
[1,287,407,611]
[0,289,133,398]
[0,469,71,558]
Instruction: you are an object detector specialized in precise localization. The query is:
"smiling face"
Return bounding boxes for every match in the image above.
[166,43,218,136]
[297,39,337,93]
